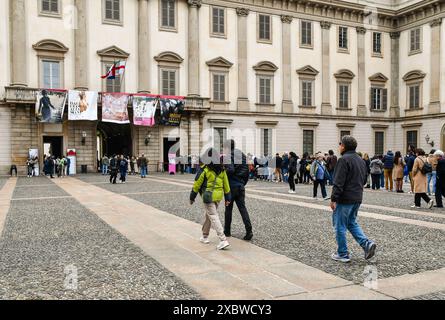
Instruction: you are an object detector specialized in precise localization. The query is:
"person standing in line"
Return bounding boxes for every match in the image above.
[281,153,289,183]
[383,150,395,191]
[273,153,283,183]
[310,152,330,200]
[434,150,445,208]
[411,148,434,209]
[130,156,136,175]
[139,153,148,178]
[190,148,231,250]
[406,150,416,194]
[27,157,33,178]
[330,136,377,263]
[102,155,109,175]
[223,140,253,241]
[58,156,66,178]
[288,152,298,194]
[369,155,384,190]
[393,151,405,193]
[326,150,337,186]
[119,155,128,183]
[48,156,55,179]
[362,153,371,188]
[109,155,118,184]
[426,149,438,196]
[66,156,71,176]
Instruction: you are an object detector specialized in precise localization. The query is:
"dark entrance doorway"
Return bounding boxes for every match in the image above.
[163,137,180,171]
[43,136,63,158]
[97,122,133,158]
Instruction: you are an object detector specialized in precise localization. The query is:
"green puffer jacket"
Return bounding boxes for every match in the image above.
[190,167,231,203]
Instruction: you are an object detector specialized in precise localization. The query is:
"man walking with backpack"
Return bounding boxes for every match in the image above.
[223,140,253,241]
[109,155,118,184]
[383,150,395,191]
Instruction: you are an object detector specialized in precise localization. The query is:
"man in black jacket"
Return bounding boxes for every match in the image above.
[109,155,118,184]
[330,135,376,263]
[434,150,445,208]
[223,140,253,241]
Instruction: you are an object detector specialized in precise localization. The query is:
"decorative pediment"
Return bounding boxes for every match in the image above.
[369,73,388,83]
[334,69,355,80]
[296,65,319,77]
[154,51,184,64]
[253,61,278,73]
[403,70,426,82]
[97,46,130,59]
[206,57,233,68]
[32,39,69,53]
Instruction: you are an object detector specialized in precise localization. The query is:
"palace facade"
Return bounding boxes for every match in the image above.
[1,0,445,174]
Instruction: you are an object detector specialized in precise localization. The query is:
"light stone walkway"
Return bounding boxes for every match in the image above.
[53,177,393,300]
[0,178,17,236]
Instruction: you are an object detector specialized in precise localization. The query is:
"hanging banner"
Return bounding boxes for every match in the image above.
[101,93,130,124]
[35,90,67,123]
[159,96,185,127]
[68,90,98,121]
[132,95,157,126]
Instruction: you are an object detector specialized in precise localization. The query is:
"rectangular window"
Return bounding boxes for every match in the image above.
[104,63,121,92]
[261,128,272,157]
[409,85,420,109]
[213,74,226,102]
[410,28,421,52]
[407,130,418,150]
[373,32,382,54]
[161,70,176,95]
[214,128,227,154]
[161,0,176,29]
[212,7,225,35]
[370,87,388,110]
[259,77,272,104]
[42,60,61,89]
[300,21,312,47]
[41,0,59,13]
[375,131,384,156]
[259,14,271,41]
[338,84,349,108]
[340,131,350,139]
[303,130,314,156]
[338,27,348,50]
[104,0,121,21]
[301,80,313,106]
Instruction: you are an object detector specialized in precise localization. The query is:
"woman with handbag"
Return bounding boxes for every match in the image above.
[411,148,434,209]
[310,152,330,200]
[190,148,232,250]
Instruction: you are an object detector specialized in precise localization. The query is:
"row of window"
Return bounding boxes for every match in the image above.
[214,128,419,158]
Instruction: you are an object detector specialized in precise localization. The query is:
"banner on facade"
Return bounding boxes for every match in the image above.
[132,95,157,127]
[101,93,130,124]
[159,96,185,127]
[35,90,67,123]
[68,90,98,121]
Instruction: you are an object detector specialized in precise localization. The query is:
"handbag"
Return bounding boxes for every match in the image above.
[203,172,219,204]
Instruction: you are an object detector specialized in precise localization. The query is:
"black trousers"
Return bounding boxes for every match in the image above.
[415,193,431,207]
[435,175,445,207]
[371,174,381,190]
[110,169,118,184]
[313,179,327,198]
[288,172,296,191]
[10,165,17,177]
[224,187,252,234]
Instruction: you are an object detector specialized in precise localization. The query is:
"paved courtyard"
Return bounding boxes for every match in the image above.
[0,173,444,300]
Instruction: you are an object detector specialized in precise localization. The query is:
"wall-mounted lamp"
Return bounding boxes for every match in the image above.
[82,131,87,145]
[145,132,152,146]
[425,134,435,147]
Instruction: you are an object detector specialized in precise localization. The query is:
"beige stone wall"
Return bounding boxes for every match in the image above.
[67,121,97,173]
[0,104,11,174]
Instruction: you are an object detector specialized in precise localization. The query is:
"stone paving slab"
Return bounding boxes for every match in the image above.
[52,177,397,300]
[276,285,394,300]
[0,178,17,236]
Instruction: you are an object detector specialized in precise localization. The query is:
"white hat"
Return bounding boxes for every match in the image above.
[434,150,444,157]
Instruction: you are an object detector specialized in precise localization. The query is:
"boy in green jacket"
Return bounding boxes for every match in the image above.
[190,150,231,250]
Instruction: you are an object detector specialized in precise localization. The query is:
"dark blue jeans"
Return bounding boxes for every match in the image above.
[333,203,369,257]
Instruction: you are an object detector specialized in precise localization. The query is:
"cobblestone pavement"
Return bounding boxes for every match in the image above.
[85,174,445,288]
[0,176,200,300]
[405,290,445,300]
[0,178,7,190]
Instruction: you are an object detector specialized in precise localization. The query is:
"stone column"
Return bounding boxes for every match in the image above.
[138,0,150,93]
[236,8,250,111]
[281,15,293,113]
[356,27,367,116]
[187,0,201,97]
[74,0,88,90]
[9,0,27,87]
[390,32,400,118]
[320,21,331,115]
[429,18,442,114]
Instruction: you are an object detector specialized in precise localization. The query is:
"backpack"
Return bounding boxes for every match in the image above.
[419,158,432,175]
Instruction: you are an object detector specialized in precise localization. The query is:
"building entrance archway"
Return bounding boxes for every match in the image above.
[97,122,133,158]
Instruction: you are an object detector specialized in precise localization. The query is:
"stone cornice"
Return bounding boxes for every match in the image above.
[236,7,249,17]
[356,26,366,34]
[390,31,401,39]
[281,15,293,24]
[188,0,202,8]
[320,21,331,29]
[430,17,443,26]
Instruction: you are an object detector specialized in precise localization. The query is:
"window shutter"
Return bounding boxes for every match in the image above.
[382,89,388,110]
[168,0,175,27]
[370,88,374,110]
[113,0,120,21]
[50,0,58,13]
[42,0,50,11]
[162,0,168,26]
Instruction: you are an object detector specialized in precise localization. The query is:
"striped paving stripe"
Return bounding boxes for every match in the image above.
[0,178,17,236]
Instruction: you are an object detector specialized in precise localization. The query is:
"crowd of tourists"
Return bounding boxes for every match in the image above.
[26,154,71,178]
[102,153,150,184]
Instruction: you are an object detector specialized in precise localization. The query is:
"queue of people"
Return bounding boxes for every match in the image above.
[26,154,71,178]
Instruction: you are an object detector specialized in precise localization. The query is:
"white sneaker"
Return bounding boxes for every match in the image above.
[199,236,210,244]
[217,240,230,250]
[428,199,434,209]
[411,205,421,209]
[324,197,331,201]
[288,190,293,194]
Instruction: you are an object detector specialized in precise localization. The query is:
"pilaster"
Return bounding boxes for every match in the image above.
[138,0,151,93]
[320,21,332,115]
[429,18,442,114]
[187,0,202,97]
[281,15,293,113]
[9,0,27,87]
[237,8,250,111]
[74,0,88,90]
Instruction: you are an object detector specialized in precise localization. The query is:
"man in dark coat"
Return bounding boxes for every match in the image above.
[435,150,445,208]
